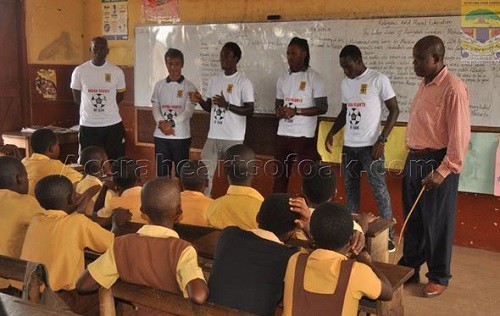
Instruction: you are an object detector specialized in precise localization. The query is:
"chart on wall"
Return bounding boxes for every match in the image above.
[135,16,500,126]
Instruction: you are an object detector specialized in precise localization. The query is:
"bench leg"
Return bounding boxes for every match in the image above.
[377,285,404,316]
[99,287,116,316]
[367,229,389,263]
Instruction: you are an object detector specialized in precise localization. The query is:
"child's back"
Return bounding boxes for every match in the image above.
[179,160,213,226]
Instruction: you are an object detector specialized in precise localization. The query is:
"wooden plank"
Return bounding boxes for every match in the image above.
[110,280,255,316]
[366,218,394,238]
[0,292,75,315]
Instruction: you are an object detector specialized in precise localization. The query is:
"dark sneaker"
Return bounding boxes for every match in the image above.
[388,239,396,253]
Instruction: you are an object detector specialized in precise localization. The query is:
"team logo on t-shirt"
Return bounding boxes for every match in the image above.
[299,81,307,91]
[105,73,111,83]
[348,108,361,129]
[177,89,183,98]
[284,101,295,123]
[91,94,107,112]
[163,109,177,127]
[213,107,226,124]
[227,84,233,93]
[360,84,367,95]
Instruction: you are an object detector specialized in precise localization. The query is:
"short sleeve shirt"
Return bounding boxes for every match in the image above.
[151,77,197,139]
[71,61,126,127]
[206,72,254,141]
[341,68,396,147]
[277,68,327,138]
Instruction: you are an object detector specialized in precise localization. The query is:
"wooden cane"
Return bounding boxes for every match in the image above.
[392,185,426,264]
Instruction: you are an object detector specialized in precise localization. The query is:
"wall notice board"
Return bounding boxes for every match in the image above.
[135,16,500,126]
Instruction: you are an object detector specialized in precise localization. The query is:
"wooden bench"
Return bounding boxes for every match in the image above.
[98,279,255,316]
[0,292,75,316]
[0,255,47,303]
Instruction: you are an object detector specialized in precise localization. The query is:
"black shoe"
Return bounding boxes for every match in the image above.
[405,272,421,285]
[388,239,396,253]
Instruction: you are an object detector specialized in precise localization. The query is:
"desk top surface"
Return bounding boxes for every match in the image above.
[0,293,75,315]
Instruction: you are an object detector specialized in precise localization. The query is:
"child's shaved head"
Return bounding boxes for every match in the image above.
[141,178,181,223]
[35,175,73,211]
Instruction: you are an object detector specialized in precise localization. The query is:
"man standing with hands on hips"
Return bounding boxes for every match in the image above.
[398,35,470,298]
[71,37,126,160]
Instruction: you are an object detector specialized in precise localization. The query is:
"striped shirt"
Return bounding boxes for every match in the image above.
[406,67,471,178]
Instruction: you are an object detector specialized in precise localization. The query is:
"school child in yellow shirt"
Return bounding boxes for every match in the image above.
[20,175,131,314]
[178,160,213,226]
[76,178,208,312]
[22,128,82,195]
[0,156,44,293]
[283,202,393,316]
[75,146,116,215]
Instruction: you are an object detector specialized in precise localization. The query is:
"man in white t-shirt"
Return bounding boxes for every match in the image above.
[325,45,399,251]
[190,42,254,196]
[274,37,328,193]
[71,37,126,160]
[151,48,196,177]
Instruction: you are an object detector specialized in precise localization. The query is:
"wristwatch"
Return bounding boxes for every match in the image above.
[295,108,302,115]
[377,134,388,143]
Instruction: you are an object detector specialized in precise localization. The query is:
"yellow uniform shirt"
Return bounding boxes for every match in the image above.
[283,249,382,316]
[206,185,263,230]
[179,190,213,227]
[87,225,205,297]
[75,175,116,215]
[97,186,148,224]
[0,190,44,288]
[20,210,114,291]
[22,153,83,196]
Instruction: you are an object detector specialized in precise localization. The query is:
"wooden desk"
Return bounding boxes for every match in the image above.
[0,292,75,315]
[366,218,394,263]
[2,130,79,159]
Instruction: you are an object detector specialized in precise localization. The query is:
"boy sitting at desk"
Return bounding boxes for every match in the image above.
[20,175,131,314]
[76,178,208,311]
[22,128,83,195]
[208,193,307,315]
[283,202,392,316]
[206,144,263,230]
[96,156,147,224]
[0,156,44,294]
[178,160,213,226]
[75,146,116,215]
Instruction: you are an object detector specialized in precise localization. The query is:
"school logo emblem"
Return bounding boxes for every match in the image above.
[105,73,111,82]
[360,84,367,94]
[348,108,362,126]
[299,81,307,91]
[163,109,177,127]
[177,89,183,98]
[227,84,233,93]
[91,94,107,112]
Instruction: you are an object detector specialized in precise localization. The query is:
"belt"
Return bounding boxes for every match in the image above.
[409,148,445,156]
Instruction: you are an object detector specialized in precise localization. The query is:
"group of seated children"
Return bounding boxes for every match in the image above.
[0,128,392,315]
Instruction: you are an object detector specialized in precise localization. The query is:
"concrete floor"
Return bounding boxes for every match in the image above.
[390,245,500,315]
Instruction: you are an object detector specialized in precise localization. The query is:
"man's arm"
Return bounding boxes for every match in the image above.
[281,97,328,118]
[325,104,347,153]
[372,97,399,160]
[116,91,125,104]
[189,90,212,112]
[72,89,81,106]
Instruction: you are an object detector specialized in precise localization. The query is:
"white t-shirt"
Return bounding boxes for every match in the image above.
[70,61,126,127]
[276,68,327,138]
[206,72,254,141]
[341,68,396,147]
[151,77,197,140]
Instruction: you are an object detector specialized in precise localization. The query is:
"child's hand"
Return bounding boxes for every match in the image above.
[103,179,118,193]
[289,197,311,233]
[355,250,372,265]
[111,208,132,226]
[360,212,377,225]
[350,231,365,255]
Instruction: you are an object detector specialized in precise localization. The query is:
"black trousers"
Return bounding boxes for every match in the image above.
[79,122,125,160]
[398,149,459,286]
[154,137,191,177]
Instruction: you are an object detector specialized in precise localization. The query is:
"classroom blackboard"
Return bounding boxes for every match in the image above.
[135,16,500,126]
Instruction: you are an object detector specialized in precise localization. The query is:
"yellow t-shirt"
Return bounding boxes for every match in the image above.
[87,225,205,297]
[75,175,116,215]
[97,186,148,224]
[0,190,44,288]
[206,185,263,230]
[22,153,83,196]
[20,210,114,291]
[283,249,382,316]
[179,190,213,227]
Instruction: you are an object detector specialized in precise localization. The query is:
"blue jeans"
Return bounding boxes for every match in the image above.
[341,146,394,239]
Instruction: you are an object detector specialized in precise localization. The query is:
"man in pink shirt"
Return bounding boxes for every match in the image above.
[399,35,470,297]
